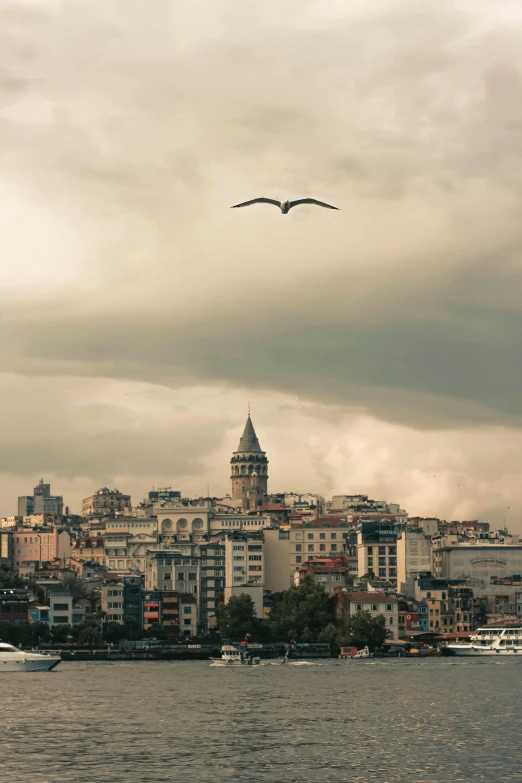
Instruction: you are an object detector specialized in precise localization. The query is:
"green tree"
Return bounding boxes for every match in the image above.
[77,622,103,648]
[60,574,88,602]
[146,622,167,640]
[346,610,387,652]
[49,623,72,643]
[0,570,25,589]
[216,594,258,639]
[103,621,126,645]
[268,576,336,642]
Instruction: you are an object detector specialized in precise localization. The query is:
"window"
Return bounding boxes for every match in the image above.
[378,546,385,555]
[320,544,326,552]
[372,604,378,611]
[248,545,262,551]
[249,565,262,571]
[442,592,447,600]
[54,616,69,624]
[248,555,262,561]
[233,545,244,551]
[308,545,314,552]
[233,556,244,561]
[378,568,386,577]
[296,556,302,564]
[426,592,431,598]
[296,544,302,552]
[331,533,337,539]
[233,566,244,572]
[356,604,362,611]
[331,544,337,551]
[388,546,396,555]
[378,557,386,566]
[163,574,171,580]
[388,557,397,566]
[332,575,342,582]
[188,573,197,580]
[319,533,325,540]
[183,606,192,614]
[386,604,393,612]
[389,568,397,577]
[307,533,314,540]
[184,619,191,626]
[389,618,393,625]
[53,603,69,611]
[368,557,373,567]
[367,547,373,555]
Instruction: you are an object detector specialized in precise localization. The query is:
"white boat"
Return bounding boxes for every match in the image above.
[348,646,374,659]
[210,644,261,666]
[445,626,522,656]
[0,642,61,672]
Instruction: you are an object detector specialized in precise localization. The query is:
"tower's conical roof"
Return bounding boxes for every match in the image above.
[236,415,263,453]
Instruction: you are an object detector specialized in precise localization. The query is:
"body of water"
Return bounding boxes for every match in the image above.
[1,657,520,782]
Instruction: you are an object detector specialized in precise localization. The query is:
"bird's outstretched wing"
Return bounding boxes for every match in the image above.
[231,198,280,209]
[289,198,339,210]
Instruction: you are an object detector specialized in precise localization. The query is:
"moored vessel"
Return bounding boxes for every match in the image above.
[0,642,61,672]
[444,625,522,656]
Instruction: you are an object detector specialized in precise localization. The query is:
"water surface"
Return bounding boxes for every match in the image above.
[1,658,520,782]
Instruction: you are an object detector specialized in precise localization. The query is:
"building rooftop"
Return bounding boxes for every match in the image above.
[343,591,398,604]
[235,415,263,453]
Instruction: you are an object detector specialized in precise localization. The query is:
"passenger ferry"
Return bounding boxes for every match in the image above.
[445,626,522,656]
[210,644,261,666]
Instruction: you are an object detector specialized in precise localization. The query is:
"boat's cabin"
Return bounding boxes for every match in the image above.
[221,646,243,659]
[472,627,522,645]
[0,643,21,653]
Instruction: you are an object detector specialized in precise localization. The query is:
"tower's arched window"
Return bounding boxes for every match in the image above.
[248,465,254,474]
[241,466,246,475]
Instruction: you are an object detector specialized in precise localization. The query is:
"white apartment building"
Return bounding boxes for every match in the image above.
[224,532,265,616]
[357,522,398,585]
[144,547,200,594]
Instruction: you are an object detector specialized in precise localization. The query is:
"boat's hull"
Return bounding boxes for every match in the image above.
[445,645,522,657]
[0,656,61,672]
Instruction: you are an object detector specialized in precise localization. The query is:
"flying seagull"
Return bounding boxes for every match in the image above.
[231,197,339,214]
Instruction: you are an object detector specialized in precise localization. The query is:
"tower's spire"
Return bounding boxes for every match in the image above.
[236,414,262,453]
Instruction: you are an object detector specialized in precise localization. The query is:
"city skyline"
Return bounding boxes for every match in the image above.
[2,1,522,527]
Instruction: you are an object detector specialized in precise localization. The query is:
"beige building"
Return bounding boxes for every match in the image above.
[82,487,131,517]
[101,582,124,623]
[397,528,433,596]
[290,519,353,579]
[337,590,399,639]
[264,527,292,592]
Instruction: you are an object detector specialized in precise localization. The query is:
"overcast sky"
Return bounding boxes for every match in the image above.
[1,0,522,527]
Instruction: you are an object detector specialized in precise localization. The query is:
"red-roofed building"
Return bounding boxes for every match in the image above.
[336,590,399,639]
[294,557,349,594]
[260,504,289,523]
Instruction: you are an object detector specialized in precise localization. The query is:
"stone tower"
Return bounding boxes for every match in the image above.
[230,413,269,510]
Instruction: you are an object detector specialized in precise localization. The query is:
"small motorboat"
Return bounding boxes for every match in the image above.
[0,642,61,672]
[351,646,374,660]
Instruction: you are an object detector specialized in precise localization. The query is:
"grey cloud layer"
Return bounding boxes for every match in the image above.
[2,1,522,452]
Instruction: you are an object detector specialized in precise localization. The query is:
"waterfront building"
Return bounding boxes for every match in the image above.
[18,479,64,517]
[337,590,399,639]
[289,518,353,578]
[357,521,398,585]
[396,528,433,597]
[82,487,131,518]
[224,531,265,616]
[432,537,522,609]
[230,413,269,510]
[0,589,29,625]
[101,582,124,623]
[48,589,86,627]
[199,542,225,630]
